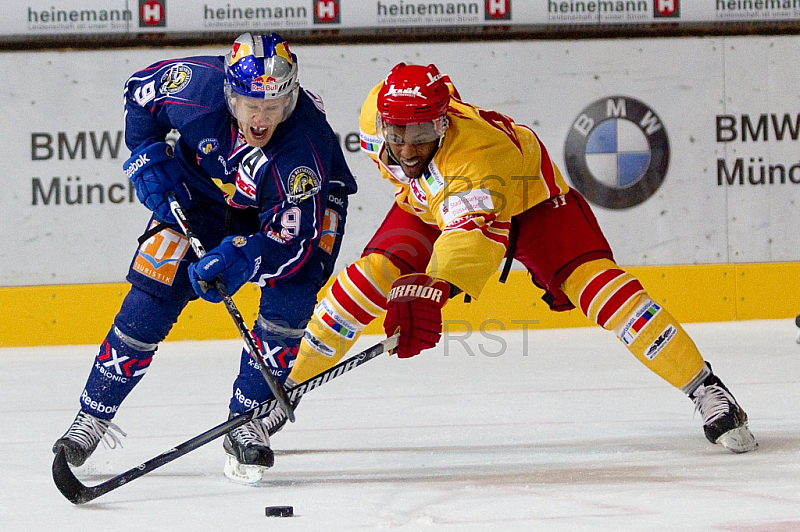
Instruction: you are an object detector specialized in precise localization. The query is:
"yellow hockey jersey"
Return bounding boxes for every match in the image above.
[359,79,570,298]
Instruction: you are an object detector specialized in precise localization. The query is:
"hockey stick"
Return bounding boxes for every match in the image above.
[52,334,399,504]
[166,194,295,423]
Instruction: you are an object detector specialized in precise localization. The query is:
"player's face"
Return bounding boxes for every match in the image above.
[382,122,441,180]
[387,139,439,180]
[232,94,289,147]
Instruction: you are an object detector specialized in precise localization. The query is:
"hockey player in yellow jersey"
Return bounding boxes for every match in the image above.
[285,63,757,453]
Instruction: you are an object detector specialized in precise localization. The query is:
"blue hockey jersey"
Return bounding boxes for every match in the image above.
[123,55,357,287]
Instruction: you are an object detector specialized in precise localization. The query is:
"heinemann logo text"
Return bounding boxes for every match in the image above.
[28,7,132,24]
[377,1,480,17]
[548,0,648,14]
[716,0,800,14]
[203,4,307,20]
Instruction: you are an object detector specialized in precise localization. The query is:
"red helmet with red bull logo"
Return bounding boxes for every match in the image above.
[376,63,450,145]
[224,32,299,122]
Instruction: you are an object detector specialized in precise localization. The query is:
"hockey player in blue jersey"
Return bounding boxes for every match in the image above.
[52,33,357,482]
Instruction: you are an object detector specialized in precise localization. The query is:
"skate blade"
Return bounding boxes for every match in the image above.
[716,424,758,453]
[223,454,267,484]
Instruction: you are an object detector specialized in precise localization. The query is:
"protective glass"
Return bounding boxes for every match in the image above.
[379,116,447,145]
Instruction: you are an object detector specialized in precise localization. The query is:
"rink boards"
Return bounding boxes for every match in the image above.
[3,35,800,346]
[3,262,799,347]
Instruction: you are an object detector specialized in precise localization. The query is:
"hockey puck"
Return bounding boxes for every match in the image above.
[265,505,293,517]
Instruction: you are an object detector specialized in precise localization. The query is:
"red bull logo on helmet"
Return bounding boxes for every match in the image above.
[273,41,293,66]
[229,41,251,66]
[251,75,279,92]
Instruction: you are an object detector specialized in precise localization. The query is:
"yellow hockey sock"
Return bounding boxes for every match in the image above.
[562,259,706,390]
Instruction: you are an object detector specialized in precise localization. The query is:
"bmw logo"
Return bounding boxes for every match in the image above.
[564,96,670,209]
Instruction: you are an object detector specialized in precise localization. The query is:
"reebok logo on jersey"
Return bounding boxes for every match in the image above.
[124,153,149,179]
[388,284,443,303]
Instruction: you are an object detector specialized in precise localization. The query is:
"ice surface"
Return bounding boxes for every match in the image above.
[2,320,799,531]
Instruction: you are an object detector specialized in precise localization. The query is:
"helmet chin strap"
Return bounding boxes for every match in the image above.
[385,143,401,165]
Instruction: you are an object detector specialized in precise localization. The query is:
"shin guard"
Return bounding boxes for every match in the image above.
[562,259,706,389]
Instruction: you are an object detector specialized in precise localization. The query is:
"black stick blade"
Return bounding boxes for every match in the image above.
[52,447,94,504]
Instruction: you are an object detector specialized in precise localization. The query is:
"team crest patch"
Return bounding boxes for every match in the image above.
[160,64,192,95]
[132,222,191,285]
[287,166,321,203]
[198,138,219,155]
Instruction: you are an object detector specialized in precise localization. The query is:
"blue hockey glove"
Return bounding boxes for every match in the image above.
[188,235,262,303]
[124,142,190,223]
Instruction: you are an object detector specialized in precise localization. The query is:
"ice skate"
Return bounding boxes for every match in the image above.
[263,396,301,437]
[690,370,757,453]
[52,410,126,467]
[223,413,274,483]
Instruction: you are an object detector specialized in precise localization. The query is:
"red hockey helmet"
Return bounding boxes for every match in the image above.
[377,63,450,125]
[376,63,450,145]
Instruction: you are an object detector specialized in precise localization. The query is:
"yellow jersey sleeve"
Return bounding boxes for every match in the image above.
[358,81,570,299]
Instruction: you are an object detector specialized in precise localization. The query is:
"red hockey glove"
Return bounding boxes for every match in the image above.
[383,274,450,359]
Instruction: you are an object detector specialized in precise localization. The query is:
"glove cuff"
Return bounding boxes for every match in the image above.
[221,234,265,282]
[387,274,450,307]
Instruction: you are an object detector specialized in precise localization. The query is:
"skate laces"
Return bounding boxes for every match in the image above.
[230,418,270,447]
[692,384,736,426]
[262,408,287,433]
[65,411,127,451]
